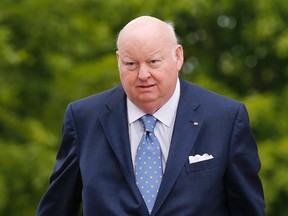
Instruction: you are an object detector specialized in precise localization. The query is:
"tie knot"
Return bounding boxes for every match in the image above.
[140,115,157,132]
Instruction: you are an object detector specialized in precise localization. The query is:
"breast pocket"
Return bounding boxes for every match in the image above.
[185,157,221,173]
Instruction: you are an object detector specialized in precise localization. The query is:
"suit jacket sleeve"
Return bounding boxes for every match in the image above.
[36,104,82,216]
[225,103,265,215]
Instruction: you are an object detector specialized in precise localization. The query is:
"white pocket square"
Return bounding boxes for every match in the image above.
[189,153,214,164]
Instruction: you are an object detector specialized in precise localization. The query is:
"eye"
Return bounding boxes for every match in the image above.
[125,62,135,66]
[124,61,138,71]
[149,59,161,68]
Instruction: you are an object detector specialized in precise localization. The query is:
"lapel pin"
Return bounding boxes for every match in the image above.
[193,122,199,126]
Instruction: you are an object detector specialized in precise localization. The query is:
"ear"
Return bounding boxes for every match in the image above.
[116,51,120,68]
[175,45,184,71]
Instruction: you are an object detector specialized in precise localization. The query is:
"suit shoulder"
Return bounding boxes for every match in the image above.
[68,85,124,112]
[180,80,243,117]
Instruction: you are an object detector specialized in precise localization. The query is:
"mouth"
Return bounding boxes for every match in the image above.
[140,84,154,88]
[138,84,156,89]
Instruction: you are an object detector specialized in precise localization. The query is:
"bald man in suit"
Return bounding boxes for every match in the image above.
[36,16,265,215]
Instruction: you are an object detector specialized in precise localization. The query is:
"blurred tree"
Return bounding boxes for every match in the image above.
[0,0,287,215]
[175,0,288,95]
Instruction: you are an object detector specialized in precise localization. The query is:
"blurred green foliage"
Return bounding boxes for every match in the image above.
[0,0,287,215]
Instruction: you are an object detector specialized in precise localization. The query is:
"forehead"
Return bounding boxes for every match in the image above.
[118,39,168,61]
[118,31,172,60]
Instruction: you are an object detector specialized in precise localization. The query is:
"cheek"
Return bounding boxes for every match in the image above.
[158,66,178,82]
[119,69,128,80]
[120,70,136,86]
[157,70,178,90]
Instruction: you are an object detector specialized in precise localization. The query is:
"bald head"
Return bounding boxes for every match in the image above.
[116,16,178,50]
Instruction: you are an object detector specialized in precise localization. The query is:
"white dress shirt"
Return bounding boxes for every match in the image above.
[127,78,180,172]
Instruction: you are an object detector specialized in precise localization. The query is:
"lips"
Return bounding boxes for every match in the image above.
[140,84,155,88]
[138,84,156,89]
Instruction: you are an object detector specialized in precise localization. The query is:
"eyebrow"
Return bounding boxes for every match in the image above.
[121,55,135,61]
[148,50,161,56]
[146,51,163,59]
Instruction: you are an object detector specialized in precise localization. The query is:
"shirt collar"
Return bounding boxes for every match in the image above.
[127,78,180,128]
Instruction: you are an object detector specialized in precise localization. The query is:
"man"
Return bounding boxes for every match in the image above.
[36,16,265,215]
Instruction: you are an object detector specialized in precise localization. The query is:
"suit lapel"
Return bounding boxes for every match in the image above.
[99,99,134,179]
[98,87,147,210]
[152,80,204,215]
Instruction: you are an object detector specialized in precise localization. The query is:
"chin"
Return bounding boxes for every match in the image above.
[137,99,163,112]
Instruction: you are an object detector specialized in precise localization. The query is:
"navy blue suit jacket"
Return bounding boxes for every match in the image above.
[36,78,265,215]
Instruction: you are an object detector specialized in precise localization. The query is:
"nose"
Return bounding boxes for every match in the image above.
[138,64,151,80]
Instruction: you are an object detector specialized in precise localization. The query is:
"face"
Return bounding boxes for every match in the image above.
[116,20,183,114]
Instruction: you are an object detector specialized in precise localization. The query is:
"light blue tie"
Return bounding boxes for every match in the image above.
[135,115,163,214]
